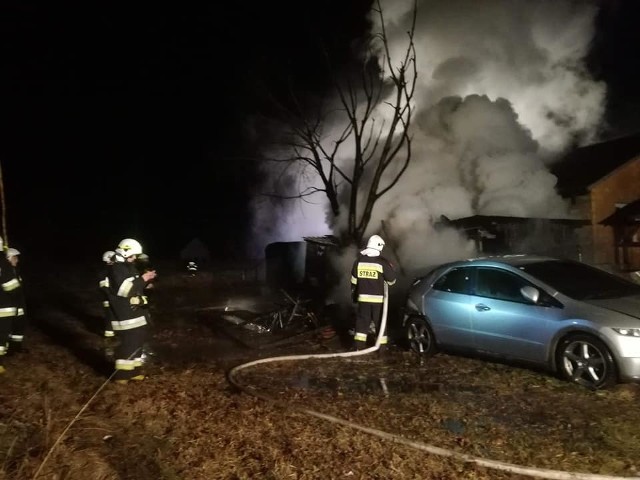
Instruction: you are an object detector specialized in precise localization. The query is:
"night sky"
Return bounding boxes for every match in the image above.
[1,1,372,260]
[1,0,639,262]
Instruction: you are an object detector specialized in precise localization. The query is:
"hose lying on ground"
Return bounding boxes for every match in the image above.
[227,284,639,480]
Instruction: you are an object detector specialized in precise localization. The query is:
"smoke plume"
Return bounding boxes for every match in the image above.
[250,0,606,283]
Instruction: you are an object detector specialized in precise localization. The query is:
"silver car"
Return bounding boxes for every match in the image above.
[402,255,640,390]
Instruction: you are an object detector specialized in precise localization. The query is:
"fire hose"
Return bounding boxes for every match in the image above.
[227,283,638,480]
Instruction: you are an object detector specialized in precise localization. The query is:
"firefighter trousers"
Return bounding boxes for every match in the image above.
[354,302,386,347]
[113,324,147,380]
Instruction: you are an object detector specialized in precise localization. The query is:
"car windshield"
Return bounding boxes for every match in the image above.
[519,260,640,300]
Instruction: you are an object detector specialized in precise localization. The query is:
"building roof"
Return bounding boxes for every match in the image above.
[551,132,640,197]
[444,215,589,230]
[303,235,339,247]
[600,199,640,226]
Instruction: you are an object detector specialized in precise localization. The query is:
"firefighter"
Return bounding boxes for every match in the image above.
[99,251,116,338]
[0,237,22,373]
[350,234,397,352]
[107,238,157,384]
[6,248,27,354]
[187,261,198,276]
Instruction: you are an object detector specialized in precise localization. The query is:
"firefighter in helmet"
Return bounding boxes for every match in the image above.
[107,238,157,383]
[187,260,198,276]
[0,236,22,373]
[6,248,27,354]
[350,234,397,351]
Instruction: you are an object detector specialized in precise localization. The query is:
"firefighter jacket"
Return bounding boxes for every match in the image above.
[10,264,26,318]
[107,258,149,331]
[350,253,397,303]
[98,266,110,309]
[0,256,21,318]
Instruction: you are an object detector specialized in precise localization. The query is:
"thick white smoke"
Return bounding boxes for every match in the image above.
[378,0,604,153]
[250,0,606,283]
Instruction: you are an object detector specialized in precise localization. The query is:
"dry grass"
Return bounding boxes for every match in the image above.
[1,264,639,479]
[235,355,640,477]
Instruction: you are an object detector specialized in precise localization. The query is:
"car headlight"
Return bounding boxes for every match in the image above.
[612,328,640,337]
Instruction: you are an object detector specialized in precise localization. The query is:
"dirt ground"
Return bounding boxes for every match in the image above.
[1,260,640,480]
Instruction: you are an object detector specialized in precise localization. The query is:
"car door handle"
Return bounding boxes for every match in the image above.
[475,303,491,311]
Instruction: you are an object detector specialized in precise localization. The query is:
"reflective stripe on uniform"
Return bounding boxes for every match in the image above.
[111,315,147,331]
[17,308,24,316]
[130,295,149,306]
[115,359,136,371]
[2,278,20,292]
[9,334,23,342]
[0,307,17,317]
[117,276,136,297]
[102,300,110,308]
[354,332,367,342]
[357,294,384,303]
[99,278,109,288]
[357,262,384,279]
[0,345,6,355]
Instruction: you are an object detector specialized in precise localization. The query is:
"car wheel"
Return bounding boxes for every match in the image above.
[405,316,437,356]
[556,334,617,390]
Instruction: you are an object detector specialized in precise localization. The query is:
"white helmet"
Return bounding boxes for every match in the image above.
[366,234,385,252]
[115,238,143,258]
[6,248,20,258]
[102,250,115,263]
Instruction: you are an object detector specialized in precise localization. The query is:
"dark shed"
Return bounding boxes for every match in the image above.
[444,215,589,260]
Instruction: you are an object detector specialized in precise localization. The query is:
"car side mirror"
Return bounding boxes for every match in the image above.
[520,285,540,303]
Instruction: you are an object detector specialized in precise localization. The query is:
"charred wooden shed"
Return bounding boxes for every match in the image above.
[441,215,588,260]
[264,236,340,296]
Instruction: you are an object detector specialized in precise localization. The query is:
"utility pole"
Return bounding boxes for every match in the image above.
[0,160,8,250]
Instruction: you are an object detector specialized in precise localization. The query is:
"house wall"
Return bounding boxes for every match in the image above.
[563,196,594,263]
[589,158,640,268]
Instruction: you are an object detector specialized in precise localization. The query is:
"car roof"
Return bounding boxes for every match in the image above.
[446,254,559,268]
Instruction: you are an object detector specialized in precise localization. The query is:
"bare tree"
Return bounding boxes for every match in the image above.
[263,0,418,247]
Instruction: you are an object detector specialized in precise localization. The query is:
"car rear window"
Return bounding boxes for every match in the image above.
[519,260,640,300]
